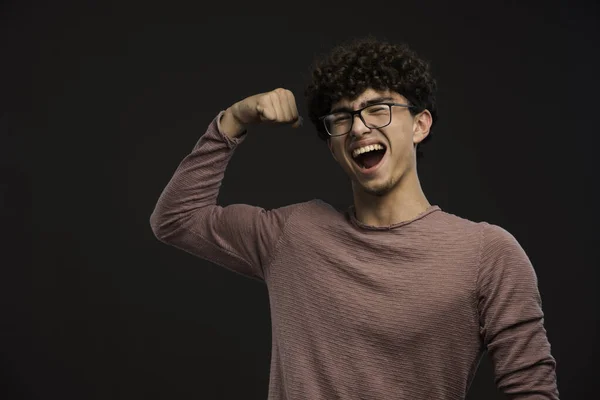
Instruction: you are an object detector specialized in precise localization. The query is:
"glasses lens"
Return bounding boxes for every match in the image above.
[324,113,352,136]
[362,104,391,128]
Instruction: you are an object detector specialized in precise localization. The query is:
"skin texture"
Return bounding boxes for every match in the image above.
[327,88,433,227]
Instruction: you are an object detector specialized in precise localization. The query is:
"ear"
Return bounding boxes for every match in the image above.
[327,139,338,162]
[413,109,432,145]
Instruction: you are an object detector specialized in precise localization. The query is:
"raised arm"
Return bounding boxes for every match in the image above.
[477,223,559,399]
[150,89,302,280]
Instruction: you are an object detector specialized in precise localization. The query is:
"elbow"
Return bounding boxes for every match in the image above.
[149,207,198,242]
[149,211,166,240]
[149,209,177,241]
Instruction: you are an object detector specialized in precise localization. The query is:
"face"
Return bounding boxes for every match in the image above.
[326,88,431,197]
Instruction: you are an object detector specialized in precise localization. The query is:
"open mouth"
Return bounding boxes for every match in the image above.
[351,144,387,171]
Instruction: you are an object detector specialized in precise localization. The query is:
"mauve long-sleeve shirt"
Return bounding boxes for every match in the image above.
[150,112,559,399]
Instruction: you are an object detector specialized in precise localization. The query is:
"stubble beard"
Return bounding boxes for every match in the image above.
[353,176,396,197]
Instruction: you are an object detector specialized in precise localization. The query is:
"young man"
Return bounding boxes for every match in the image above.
[150,38,559,399]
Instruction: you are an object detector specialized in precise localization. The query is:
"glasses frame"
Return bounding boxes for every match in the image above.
[319,102,415,137]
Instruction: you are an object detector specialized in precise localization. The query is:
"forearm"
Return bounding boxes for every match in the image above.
[490,323,558,399]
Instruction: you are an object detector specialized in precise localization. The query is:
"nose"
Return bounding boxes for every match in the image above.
[349,114,371,137]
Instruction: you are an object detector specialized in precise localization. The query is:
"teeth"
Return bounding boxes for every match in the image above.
[352,144,385,158]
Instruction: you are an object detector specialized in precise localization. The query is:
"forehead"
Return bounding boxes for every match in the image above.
[331,88,404,110]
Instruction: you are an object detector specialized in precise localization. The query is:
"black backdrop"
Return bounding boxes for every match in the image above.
[2,0,598,399]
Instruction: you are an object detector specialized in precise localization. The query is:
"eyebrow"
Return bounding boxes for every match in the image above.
[329,96,396,114]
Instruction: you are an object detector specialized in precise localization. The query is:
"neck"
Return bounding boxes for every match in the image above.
[352,171,431,227]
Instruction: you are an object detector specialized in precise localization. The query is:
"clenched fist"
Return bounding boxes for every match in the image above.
[221,88,302,138]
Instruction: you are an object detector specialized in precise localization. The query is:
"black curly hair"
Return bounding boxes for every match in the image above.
[305,36,438,158]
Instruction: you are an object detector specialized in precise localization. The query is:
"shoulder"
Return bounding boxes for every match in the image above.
[477,222,522,254]
[430,209,484,234]
[278,199,347,230]
[434,210,517,242]
[289,198,345,220]
[430,211,526,263]
[474,222,534,285]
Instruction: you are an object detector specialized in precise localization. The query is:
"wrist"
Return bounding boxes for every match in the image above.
[220,106,246,139]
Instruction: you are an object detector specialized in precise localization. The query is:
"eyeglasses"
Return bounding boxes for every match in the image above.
[319,103,414,137]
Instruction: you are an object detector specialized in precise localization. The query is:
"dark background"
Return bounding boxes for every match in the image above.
[2,0,598,399]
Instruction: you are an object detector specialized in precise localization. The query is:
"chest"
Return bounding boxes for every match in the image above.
[268,233,480,344]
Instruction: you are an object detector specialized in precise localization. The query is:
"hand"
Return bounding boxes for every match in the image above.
[221,88,302,138]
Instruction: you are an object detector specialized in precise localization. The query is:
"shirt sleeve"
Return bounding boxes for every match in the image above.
[149,111,298,281]
[477,222,559,399]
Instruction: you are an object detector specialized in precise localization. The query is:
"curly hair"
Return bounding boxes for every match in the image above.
[305,36,438,158]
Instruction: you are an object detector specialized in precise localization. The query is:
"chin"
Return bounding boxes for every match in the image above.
[364,185,392,197]
[355,179,395,197]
